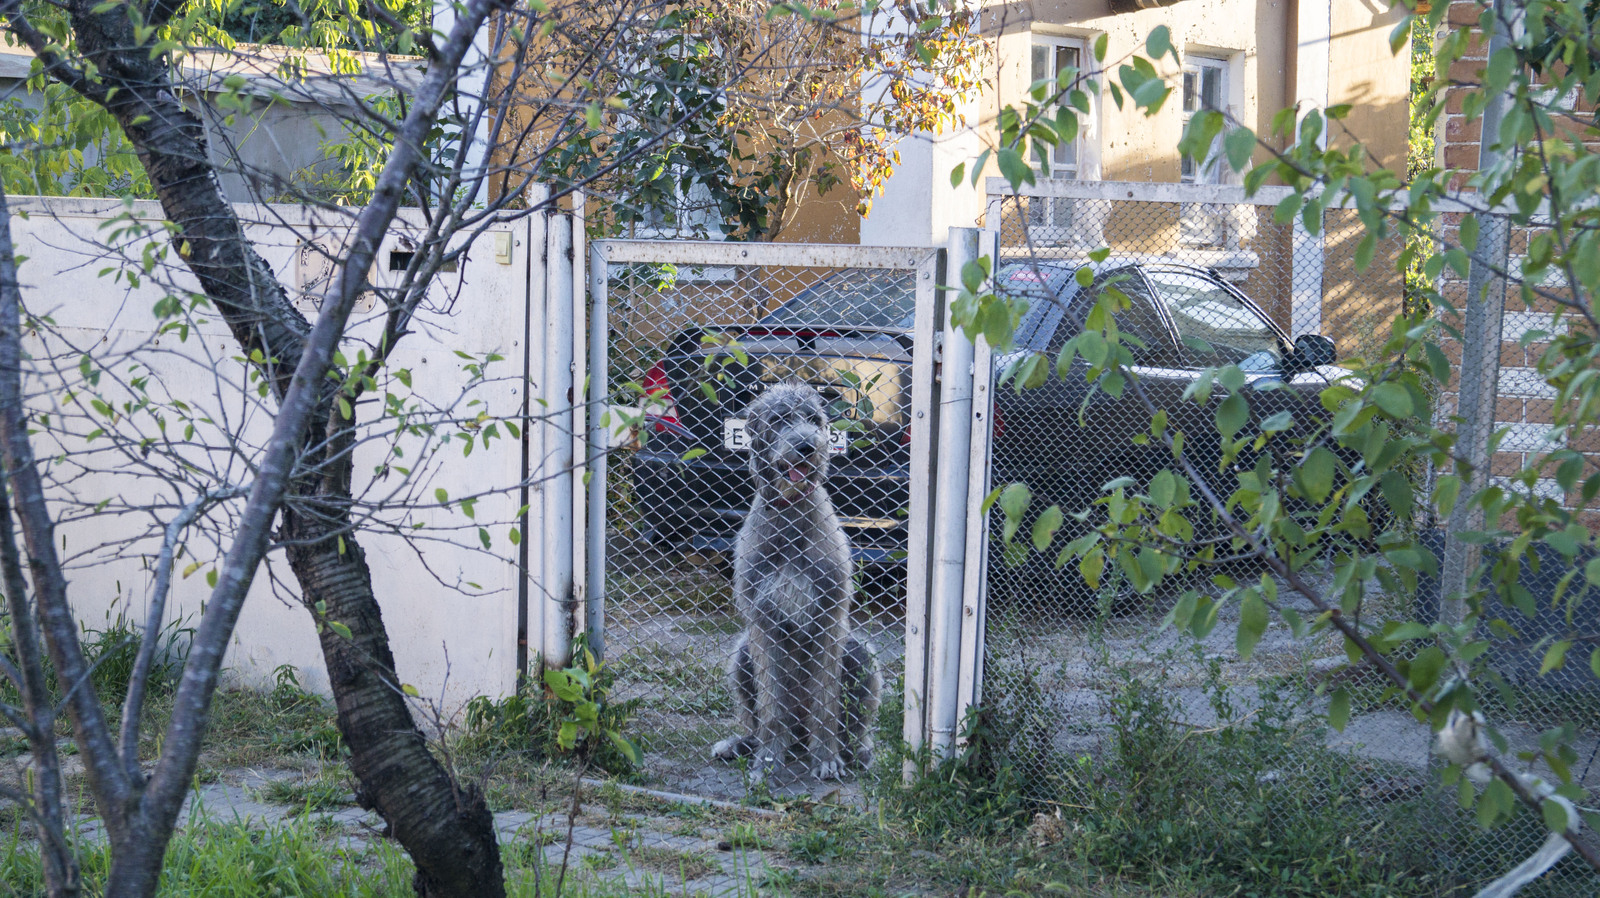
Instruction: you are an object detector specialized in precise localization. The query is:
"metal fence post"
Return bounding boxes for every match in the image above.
[1440,0,1515,624]
[541,211,576,670]
[586,232,609,662]
[955,230,997,732]
[927,227,981,758]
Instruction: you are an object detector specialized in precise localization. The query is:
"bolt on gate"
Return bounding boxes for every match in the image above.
[586,239,985,800]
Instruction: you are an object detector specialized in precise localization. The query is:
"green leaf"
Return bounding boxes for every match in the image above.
[1093,33,1108,62]
[1145,25,1174,63]
[1032,504,1064,551]
[1540,640,1571,676]
[1237,593,1267,659]
[1224,127,1256,173]
[1299,446,1336,504]
[435,488,449,505]
[1371,382,1414,418]
[1329,687,1351,732]
[1000,482,1032,544]
[949,162,966,188]
[1215,393,1248,440]
[1543,798,1571,834]
[182,560,201,579]
[402,683,420,697]
[996,147,1035,189]
[1460,214,1480,252]
[328,621,353,640]
[1148,469,1176,508]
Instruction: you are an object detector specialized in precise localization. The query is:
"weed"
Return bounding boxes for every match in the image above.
[257,774,350,814]
[627,845,717,880]
[722,821,772,850]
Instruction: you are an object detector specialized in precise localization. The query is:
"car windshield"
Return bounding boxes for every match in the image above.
[1142,268,1282,371]
[761,269,918,329]
[996,263,1076,349]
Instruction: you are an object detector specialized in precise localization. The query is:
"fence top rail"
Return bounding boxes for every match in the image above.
[592,240,937,269]
[983,177,1555,221]
[984,178,1297,205]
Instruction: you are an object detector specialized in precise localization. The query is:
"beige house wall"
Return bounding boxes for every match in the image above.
[1329,0,1412,173]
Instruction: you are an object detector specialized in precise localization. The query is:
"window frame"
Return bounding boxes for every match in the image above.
[1028,33,1097,182]
[1180,54,1230,186]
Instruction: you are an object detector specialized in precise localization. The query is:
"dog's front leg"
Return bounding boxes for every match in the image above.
[809,602,850,780]
[750,627,799,783]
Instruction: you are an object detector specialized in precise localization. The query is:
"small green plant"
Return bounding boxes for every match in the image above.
[263,665,346,757]
[462,642,642,776]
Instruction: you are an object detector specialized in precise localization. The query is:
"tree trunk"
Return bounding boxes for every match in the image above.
[286,526,504,898]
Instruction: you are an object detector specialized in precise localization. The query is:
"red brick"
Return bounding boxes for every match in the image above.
[1524,399,1556,424]
[1448,0,1482,26]
[1497,397,1526,421]
[1444,144,1480,169]
[1445,115,1482,144]
[1448,59,1486,84]
[1490,451,1525,476]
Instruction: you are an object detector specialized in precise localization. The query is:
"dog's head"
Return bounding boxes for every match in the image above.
[744,382,832,505]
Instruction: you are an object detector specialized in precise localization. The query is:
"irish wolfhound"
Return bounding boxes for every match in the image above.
[711,382,880,781]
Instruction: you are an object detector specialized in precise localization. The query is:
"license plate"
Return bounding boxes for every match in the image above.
[723,419,849,454]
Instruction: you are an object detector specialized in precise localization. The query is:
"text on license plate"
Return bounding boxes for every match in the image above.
[723,419,849,454]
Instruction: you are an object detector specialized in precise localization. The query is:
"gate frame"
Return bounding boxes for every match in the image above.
[586,239,945,763]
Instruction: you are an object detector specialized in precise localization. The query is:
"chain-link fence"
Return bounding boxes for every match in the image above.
[589,241,940,802]
[977,180,1600,893]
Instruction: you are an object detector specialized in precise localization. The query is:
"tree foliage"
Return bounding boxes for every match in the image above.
[976,0,1600,876]
[527,0,986,240]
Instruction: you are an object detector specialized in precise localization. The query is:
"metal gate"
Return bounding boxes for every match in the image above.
[586,240,944,800]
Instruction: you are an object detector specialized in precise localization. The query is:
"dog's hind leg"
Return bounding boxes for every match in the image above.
[711,635,760,762]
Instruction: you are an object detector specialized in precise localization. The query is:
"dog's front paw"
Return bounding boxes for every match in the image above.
[812,754,847,781]
[712,735,757,762]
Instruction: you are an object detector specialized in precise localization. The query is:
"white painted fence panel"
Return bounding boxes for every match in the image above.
[9,196,562,711]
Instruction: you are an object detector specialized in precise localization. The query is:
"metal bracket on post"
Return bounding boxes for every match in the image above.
[902,246,944,783]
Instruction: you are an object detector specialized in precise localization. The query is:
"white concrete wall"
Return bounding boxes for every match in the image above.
[8,196,534,713]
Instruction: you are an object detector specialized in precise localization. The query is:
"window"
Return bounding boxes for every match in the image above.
[1026,35,1105,248]
[1180,56,1228,185]
[1142,268,1281,371]
[1030,38,1085,180]
[1178,55,1238,247]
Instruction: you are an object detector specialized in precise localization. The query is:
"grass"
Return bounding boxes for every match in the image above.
[255,774,352,815]
[9,621,1600,898]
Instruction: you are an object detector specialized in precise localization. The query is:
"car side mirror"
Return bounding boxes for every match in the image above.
[1288,334,1335,372]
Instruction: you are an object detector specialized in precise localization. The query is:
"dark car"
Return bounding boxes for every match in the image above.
[627,259,1338,583]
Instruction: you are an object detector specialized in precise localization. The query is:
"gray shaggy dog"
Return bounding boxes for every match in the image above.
[711,382,880,781]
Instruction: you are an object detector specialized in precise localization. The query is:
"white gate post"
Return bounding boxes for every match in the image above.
[903,247,944,780]
[541,212,576,671]
[523,191,549,676]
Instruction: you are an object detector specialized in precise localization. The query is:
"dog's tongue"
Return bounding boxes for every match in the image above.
[786,464,809,484]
